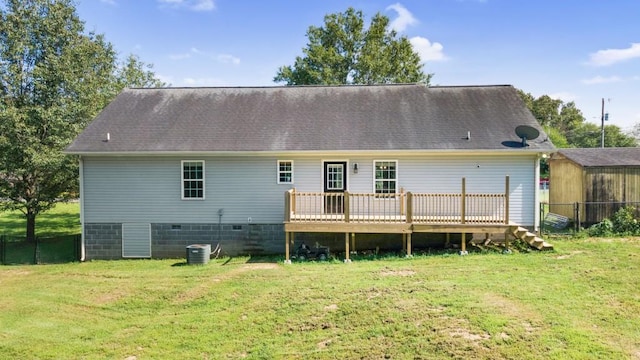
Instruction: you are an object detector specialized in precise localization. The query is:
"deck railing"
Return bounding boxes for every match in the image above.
[284,177,510,225]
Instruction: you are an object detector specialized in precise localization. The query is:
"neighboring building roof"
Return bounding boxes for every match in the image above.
[553,148,640,167]
[66,84,554,154]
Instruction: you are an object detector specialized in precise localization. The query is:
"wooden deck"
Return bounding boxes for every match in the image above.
[282,176,538,262]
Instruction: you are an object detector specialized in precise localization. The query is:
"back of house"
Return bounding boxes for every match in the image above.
[66,84,554,260]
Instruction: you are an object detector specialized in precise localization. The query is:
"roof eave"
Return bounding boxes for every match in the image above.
[64,148,553,157]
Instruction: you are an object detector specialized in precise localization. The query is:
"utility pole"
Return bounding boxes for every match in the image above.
[601,98,605,148]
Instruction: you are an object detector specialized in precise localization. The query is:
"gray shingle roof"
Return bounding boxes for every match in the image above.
[66,84,554,154]
[554,148,640,167]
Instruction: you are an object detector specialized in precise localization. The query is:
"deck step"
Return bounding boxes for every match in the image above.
[511,226,553,251]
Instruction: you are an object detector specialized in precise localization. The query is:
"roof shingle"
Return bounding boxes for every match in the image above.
[66,84,554,153]
[554,148,640,167]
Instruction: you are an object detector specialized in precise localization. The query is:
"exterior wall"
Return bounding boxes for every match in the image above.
[152,223,284,258]
[294,155,537,226]
[81,153,538,259]
[84,223,122,260]
[549,157,584,219]
[584,167,640,224]
[82,156,291,224]
[84,222,285,259]
[550,156,640,224]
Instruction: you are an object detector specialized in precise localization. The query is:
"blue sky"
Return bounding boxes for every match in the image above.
[78,0,639,132]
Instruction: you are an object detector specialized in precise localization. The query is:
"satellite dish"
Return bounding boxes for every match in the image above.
[515,125,540,147]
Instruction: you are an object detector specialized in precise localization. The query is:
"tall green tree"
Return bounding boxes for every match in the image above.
[274,7,431,85]
[566,123,638,148]
[0,0,163,241]
[517,89,637,148]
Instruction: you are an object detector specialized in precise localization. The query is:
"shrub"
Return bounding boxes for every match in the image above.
[610,206,640,235]
[588,218,614,237]
[588,206,640,236]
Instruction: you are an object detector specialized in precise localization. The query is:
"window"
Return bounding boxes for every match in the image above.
[182,160,204,199]
[374,160,397,194]
[278,160,293,184]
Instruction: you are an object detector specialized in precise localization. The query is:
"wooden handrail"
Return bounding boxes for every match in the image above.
[285,176,510,225]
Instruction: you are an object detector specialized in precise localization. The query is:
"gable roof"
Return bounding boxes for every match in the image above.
[552,147,640,167]
[66,84,554,154]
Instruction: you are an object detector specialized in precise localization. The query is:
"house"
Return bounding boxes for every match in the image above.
[549,147,640,226]
[65,84,555,260]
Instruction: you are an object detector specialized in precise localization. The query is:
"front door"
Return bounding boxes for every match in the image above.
[324,161,346,214]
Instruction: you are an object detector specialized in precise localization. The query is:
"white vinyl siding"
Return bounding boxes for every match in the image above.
[83,157,289,224]
[81,154,538,227]
[122,223,151,258]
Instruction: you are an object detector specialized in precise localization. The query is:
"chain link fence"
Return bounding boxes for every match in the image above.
[0,234,81,265]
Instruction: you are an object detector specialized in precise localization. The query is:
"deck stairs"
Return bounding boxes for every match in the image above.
[510,226,553,250]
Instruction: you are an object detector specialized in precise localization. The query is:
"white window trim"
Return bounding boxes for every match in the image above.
[277,160,294,184]
[373,160,398,194]
[181,160,205,200]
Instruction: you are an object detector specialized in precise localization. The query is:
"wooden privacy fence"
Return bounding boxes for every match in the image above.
[285,177,510,225]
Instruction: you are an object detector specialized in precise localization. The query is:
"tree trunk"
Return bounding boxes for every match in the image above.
[26,211,36,243]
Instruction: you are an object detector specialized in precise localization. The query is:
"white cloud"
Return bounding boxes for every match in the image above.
[581,75,623,85]
[410,36,446,62]
[158,0,215,12]
[587,43,640,66]
[548,92,578,103]
[168,48,203,60]
[386,3,418,32]
[169,53,192,60]
[169,48,240,65]
[217,54,240,65]
[100,0,117,5]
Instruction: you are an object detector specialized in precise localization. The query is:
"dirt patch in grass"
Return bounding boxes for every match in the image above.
[379,268,415,277]
[174,262,280,304]
[241,263,279,270]
[92,289,130,305]
[556,250,584,260]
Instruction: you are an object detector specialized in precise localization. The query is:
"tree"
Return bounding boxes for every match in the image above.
[631,123,640,142]
[274,7,431,85]
[516,89,637,148]
[566,123,638,148]
[0,0,164,241]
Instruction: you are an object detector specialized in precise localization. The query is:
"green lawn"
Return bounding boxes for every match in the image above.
[1,237,639,359]
[0,202,80,238]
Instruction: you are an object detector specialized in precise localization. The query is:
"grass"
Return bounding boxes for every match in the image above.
[1,238,639,359]
[0,202,80,238]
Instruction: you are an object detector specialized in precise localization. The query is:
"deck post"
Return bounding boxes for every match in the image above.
[461,177,466,224]
[460,232,468,255]
[344,191,350,223]
[344,233,351,263]
[406,192,413,224]
[284,189,292,222]
[503,231,511,254]
[402,233,407,252]
[505,176,510,224]
[406,233,412,257]
[284,232,291,264]
[292,188,296,217]
[400,187,405,215]
[351,233,356,253]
